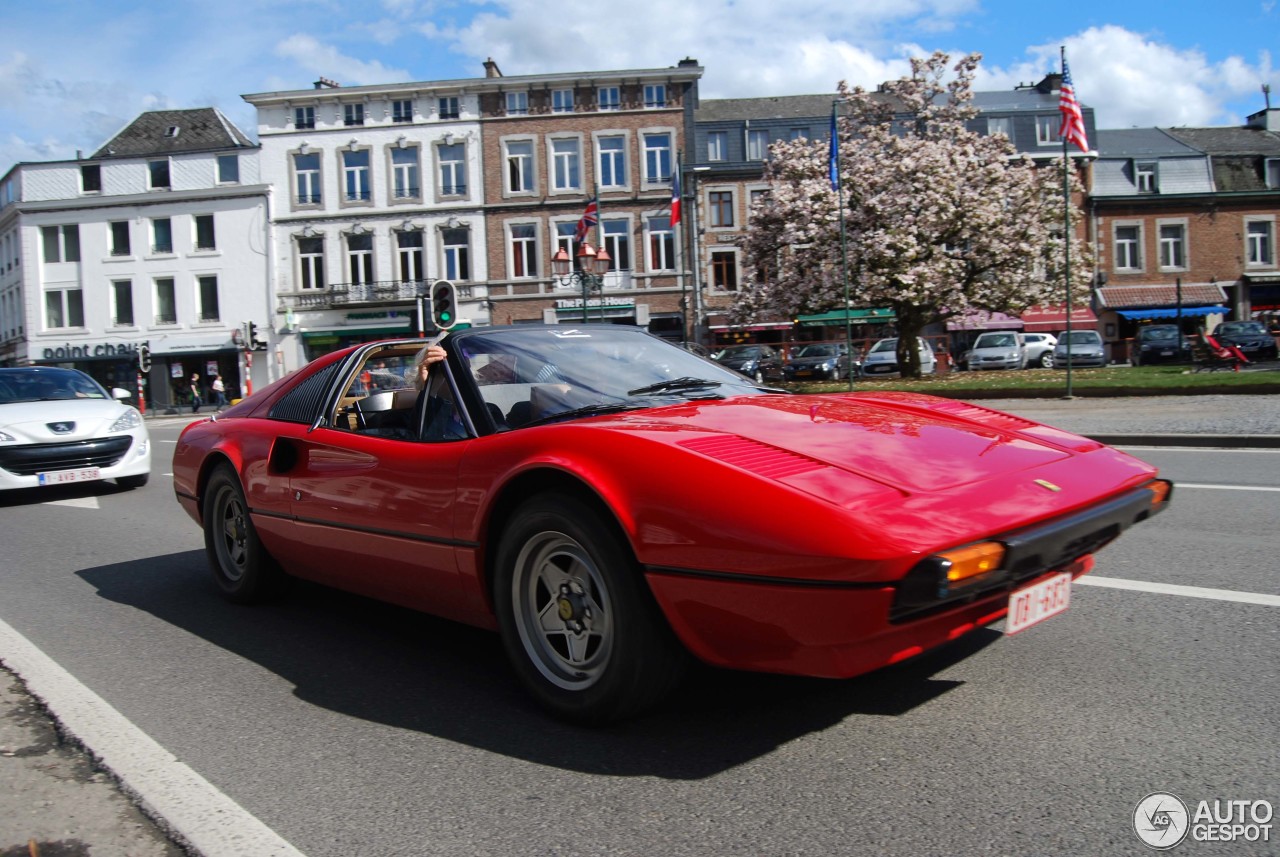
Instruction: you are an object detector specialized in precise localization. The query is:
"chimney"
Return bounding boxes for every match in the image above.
[313,77,340,89]
[483,58,503,78]
[1037,73,1063,94]
[677,57,699,68]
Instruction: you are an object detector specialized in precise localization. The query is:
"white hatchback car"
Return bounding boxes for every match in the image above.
[1022,333,1057,369]
[860,337,937,377]
[0,366,151,491]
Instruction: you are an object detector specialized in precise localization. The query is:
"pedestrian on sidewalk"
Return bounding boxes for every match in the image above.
[189,373,202,414]
[212,374,227,410]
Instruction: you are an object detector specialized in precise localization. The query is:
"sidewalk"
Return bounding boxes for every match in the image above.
[3,392,1277,856]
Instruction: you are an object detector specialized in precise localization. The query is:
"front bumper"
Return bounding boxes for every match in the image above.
[0,433,151,490]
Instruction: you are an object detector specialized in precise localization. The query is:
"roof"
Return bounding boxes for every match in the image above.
[1095,128,1203,158]
[1096,283,1228,308]
[697,94,873,122]
[91,108,255,159]
[1161,126,1280,157]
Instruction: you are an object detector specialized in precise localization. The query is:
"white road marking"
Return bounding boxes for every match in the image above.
[1078,575,1280,607]
[44,496,100,509]
[1172,483,1280,492]
[1119,446,1280,454]
[0,618,308,857]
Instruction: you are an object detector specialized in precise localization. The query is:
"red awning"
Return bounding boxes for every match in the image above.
[1021,304,1098,332]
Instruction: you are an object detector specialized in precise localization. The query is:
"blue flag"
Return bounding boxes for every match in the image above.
[828,106,839,191]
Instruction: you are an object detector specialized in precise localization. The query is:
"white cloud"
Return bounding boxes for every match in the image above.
[273,34,411,86]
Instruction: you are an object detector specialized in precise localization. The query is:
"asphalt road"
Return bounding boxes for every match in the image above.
[2,416,1278,856]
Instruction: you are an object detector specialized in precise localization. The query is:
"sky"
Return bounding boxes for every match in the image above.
[1,0,1276,172]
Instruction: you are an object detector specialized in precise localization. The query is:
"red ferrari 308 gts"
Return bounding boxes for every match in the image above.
[173,325,1171,723]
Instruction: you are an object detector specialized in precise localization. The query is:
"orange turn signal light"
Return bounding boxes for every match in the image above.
[1146,479,1172,508]
[939,541,1006,584]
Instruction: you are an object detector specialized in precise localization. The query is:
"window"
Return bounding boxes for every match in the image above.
[80,164,101,193]
[45,288,84,329]
[789,128,807,141]
[1158,223,1186,269]
[392,99,413,123]
[154,278,176,324]
[194,215,216,251]
[506,91,529,116]
[749,188,769,208]
[551,138,581,191]
[344,103,365,126]
[711,250,739,291]
[343,150,371,202]
[1246,219,1274,266]
[642,133,672,184]
[746,130,769,161]
[1266,159,1280,189]
[392,147,420,199]
[643,84,666,109]
[510,223,537,278]
[42,225,80,263]
[442,228,470,280]
[1136,162,1158,193]
[148,159,170,189]
[1036,115,1061,145]
[647,215,674,271]
[152,218,173,254]
[597,135,626,189]
[1114,225,1141,271]
[346,233,373,283]
[397,231,424,281]
[109,221,131,257]
[602,219,630,272]
[709,191,735,228]
[554,222,577,280]
[598,86,620,111]
[987,117,1011,137]
[295,152,321,205]
[217,154,240,183]
[294,106,315,129]
[299,236,324,290]
[438,143,466,196]
[197,275,220,322]
[112,280,134,326]
[707,131,727,162]
[505,140,534,193]
[438,96,460,119]
[552,89,574,113]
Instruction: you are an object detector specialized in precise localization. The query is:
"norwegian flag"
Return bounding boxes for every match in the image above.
[1058,57,1089,152]
[574,198,598,242]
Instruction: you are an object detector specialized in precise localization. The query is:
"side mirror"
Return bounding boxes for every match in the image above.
[111,387,131,400]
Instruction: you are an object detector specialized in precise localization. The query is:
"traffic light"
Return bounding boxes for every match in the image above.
[137,343,151,373]
[431,280,458,329]
[247,320,268,350]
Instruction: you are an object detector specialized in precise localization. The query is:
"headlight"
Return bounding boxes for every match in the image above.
[109,408,142,432]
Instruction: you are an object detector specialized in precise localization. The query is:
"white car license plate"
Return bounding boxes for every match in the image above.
[37,467,101,486]
[1005,571,1071,634]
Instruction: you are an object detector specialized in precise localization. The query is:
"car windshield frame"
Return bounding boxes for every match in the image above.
[0,368,111,405]
[1218,322,1266,336]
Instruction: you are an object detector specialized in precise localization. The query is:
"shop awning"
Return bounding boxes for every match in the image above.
[1020,305,1099,331]
[946,311,1023,331]
[1116,306,1229,320]
[795,308,895,326]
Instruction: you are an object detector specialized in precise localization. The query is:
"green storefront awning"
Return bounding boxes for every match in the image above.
[796,308,896,326]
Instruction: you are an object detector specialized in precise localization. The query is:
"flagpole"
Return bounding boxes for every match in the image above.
[831,100,854,392]
[1061,46,1075,400]
[594,180,603,323]
[676,152,688,342]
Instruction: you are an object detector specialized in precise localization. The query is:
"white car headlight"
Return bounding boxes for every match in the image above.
[109,408,143,432]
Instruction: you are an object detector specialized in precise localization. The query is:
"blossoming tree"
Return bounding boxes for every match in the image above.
[736,52,1093,378]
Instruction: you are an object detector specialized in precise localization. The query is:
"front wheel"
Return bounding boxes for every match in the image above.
[1038,352,1054,369]
[203,465,285,603]
[494,493,686,724]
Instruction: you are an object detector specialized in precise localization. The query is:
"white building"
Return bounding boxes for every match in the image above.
[244,77,489,368]
[0,108,270,411]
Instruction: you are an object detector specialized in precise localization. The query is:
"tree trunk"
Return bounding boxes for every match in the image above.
[894,305,925,379]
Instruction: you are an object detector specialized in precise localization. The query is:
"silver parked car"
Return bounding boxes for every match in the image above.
[964,331,1026,371]
[1053,330,1106,368]
[860,337,936,377]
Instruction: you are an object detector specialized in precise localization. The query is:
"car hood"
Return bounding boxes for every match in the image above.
[607,391,1102,494]
[0,399,136,443]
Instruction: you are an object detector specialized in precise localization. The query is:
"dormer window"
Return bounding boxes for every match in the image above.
[165,126,180,138]
[1136,161,1158,193]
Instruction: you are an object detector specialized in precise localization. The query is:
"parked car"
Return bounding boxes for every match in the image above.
[172,325,1170,723]
[861,337,937,377]
[1130,325,1191,366]
[1212,321,1278,361]
[0,366,151,491]
[711,344,783,383]
[1023,333,1057,369]
[1053,330,1107,368]
[963,331,1026,371]
[782,342,858,382]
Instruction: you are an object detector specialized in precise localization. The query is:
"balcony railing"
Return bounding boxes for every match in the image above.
[278,279,430,311]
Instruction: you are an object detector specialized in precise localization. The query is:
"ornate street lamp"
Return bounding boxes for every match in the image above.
[552,241,612,323]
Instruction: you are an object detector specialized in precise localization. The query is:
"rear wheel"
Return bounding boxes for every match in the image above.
[1038,352,1054,369]
[203,465,285,603]
[494,493,686,724]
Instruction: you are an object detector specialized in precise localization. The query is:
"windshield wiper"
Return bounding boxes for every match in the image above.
[522,401,642,428]
[627,377,724,396]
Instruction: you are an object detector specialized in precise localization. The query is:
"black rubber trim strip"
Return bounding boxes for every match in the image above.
[644,565,891,590]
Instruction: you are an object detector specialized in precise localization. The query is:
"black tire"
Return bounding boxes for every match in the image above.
[203,465,285,603]
[1038,352,1054,369]
[116,473,149,489]
[493,492,686,724]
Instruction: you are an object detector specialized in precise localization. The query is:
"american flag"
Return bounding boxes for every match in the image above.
[574,198,598,242]
[1058,57,1089,152]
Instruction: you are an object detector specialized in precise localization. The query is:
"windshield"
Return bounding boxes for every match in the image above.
[1139,327,1179,341]
[713,345,763,360]
[1218,322,1266,335]
[1064,331,1100,344]
[795,344,839,358]
[451,326,767,429]
[0,369,110,404]
[974,333,1016,348]
[869,339,898,353]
